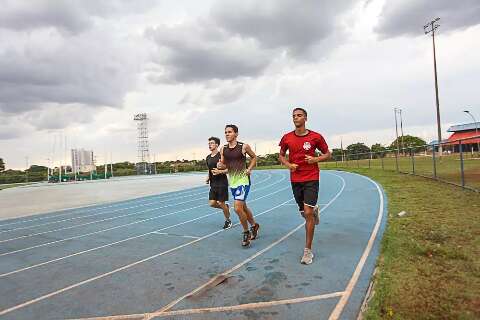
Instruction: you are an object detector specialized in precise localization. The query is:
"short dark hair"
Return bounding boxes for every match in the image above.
[293,107,307,117]
[225,124,238,133]
[208,136,220,145]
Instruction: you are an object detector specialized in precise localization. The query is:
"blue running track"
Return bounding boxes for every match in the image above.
[0,170,387,320]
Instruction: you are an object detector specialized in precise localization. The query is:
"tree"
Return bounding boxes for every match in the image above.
[331,148,344,161]
[371,143,387,158]
[0,158,4,172]
[346,143,371,160]
[389,135,427,151]
[28,165,48,173]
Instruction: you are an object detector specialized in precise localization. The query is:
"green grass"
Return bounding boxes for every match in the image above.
[329,168,480,319]
[321,154,480,191]
[0,182,34,190]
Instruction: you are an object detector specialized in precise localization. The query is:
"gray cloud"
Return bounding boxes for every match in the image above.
[0,29,141,116]
[22,104,95,130]
[376,0,480,38]
[210,83,246,105]
[146,22,271,83]
[0,0,155,34]
[146,0,356,84]
[212,0,355,57]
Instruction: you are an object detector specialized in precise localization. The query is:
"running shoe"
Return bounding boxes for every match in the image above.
[250,223,260,240]
[300,248,314,265]
[242,231,251,247]
[313,205,320,225]
[223,219,232,229]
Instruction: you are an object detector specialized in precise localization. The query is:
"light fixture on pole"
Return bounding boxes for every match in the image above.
[424,17,443,155]
[463,110,479,153]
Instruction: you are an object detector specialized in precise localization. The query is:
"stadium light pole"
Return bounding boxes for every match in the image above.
[464,110,479,153]
[424,17,443,155]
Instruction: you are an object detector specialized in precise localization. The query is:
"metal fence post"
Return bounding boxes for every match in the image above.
[369,152,372,169]
[459,140,465,188]
[411,147,415,174]
[357,155,360,168]
[432,144,437,179]
[395,150,399,172]
[381,154,384,170]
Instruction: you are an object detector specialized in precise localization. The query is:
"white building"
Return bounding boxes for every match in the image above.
[71,149,95,173]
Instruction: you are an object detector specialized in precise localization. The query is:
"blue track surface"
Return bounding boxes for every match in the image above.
[0,170,387,320]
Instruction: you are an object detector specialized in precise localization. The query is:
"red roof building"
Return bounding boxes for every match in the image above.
[446,122,480,151]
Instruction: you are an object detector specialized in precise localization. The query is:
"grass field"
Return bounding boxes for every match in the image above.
[321,154,480,191]
[0,182,35,190]
[331,168,479,319]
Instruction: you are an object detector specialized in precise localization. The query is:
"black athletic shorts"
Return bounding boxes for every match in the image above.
[291,180,319,212]
[209,185,229,202]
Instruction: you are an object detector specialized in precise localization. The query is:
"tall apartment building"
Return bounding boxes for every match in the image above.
[71,149,95,173]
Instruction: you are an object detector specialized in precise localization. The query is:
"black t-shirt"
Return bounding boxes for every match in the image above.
[206,153,228,188]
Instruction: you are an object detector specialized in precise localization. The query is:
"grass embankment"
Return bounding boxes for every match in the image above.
[322,154,480,191]
[331,168,479,319]
[0,182,34,190]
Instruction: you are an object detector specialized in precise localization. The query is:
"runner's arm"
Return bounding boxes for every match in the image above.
[279,148,298,171]
[217,146,226,169]
[244,144,257,172]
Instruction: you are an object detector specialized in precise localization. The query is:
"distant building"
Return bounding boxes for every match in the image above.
[71,149,95,173]
[446,122,480,152]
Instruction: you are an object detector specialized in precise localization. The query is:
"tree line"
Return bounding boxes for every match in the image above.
[0,135,427,184]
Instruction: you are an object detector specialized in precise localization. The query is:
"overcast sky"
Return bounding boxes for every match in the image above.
[1,0,479,169]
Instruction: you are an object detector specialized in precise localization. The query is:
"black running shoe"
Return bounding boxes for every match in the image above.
[223,220,232,229]
[242,231,251,247]
[250,223,260,240]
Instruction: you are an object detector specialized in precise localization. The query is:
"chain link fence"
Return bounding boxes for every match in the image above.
[321,135,480,192]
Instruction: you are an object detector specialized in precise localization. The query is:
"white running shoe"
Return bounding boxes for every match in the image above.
[300,248,314,265]
[313,205,320,225]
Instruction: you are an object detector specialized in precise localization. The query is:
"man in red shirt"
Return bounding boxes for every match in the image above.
[279,107,331,265]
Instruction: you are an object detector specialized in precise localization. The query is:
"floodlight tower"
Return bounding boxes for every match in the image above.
[134,113,150,174]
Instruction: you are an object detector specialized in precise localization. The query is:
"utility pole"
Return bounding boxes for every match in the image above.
[110,152,114,178]
[395,108,405,155]
[394,108,400,153]
[340,137,344,162]
[424,17,442,155]
[25,156,29,183]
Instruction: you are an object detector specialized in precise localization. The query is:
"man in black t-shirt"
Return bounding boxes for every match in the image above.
[206,136,231,229]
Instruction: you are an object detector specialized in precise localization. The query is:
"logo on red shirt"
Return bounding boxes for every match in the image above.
[303,142,311,151]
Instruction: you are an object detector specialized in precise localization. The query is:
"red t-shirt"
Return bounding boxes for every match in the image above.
[279,130,329,182]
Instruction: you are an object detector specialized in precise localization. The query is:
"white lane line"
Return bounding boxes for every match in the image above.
[0,177,289,277]
[0,191,210,234]
[0,172,271,228]
[0,197,204,244]
[0,174,282,257]
[0,173,273,233]
[154,172,346,317]
[0,186,208,228]
[70,292,344,320]
[0,188,292,317]
[0,209,215,278]
[0,174,281,244]
[151,232,200,239]
[328,171,384,320]
[0,191,208,234]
